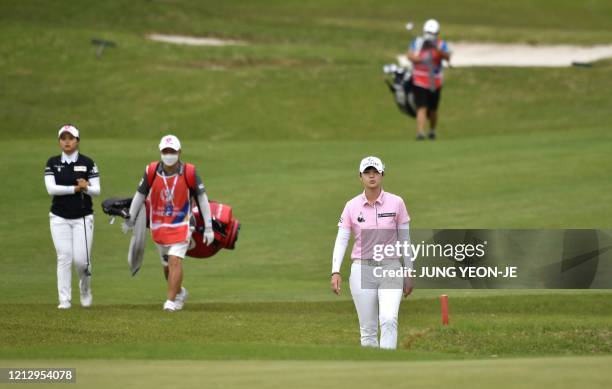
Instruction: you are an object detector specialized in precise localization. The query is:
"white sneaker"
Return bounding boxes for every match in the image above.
[175,287,188,310]
[163,300,178,312]
[57,301,71,309]
[80,291,92,308]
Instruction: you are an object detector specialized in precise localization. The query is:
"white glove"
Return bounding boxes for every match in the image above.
[203,229,214,246]
[121,216,136,234]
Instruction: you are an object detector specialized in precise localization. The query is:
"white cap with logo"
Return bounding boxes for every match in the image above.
[423,19,440,35]
[359,156,385,173]
[159,134,181,151]
[58,124,80,139]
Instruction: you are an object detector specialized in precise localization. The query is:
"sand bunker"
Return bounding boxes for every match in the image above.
[147,34,245,46]
[147,35,612,67]
[398,42,612,67]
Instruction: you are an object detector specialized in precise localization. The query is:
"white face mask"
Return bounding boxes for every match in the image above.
[424,32,437,42]
[161,153,179,166]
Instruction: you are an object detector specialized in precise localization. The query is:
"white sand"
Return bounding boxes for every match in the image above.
[397,42,612,67]
[146,34,612,67]
[147,34,245,46]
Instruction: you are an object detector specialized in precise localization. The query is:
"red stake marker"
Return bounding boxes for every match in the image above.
[440,294,449,325]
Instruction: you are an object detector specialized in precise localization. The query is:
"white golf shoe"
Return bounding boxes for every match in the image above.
[175,287,188,310]
[80,291,92,308]
[163,300,179,312]
[57,301,71,309]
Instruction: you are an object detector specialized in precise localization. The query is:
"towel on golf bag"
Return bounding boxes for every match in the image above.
[101,197,240,275]
[383,63,416,118]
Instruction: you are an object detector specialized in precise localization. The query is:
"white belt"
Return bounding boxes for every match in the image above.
[353,259,401,266]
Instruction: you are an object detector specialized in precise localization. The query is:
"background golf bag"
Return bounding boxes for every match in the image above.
[102,197,240,258]
[383,63,416,118]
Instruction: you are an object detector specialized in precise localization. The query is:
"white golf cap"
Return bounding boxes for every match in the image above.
[359,156,385,173]
[423,19,440,34]
[159,134,181,151]
[58,124,79,139]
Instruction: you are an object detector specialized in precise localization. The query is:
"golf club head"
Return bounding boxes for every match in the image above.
[383,63,399,74]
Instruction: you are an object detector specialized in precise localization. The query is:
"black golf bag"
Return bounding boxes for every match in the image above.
[383,63,416,118]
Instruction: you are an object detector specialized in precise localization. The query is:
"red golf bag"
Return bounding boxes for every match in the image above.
[101,197,240,260]
[186,200,240,258]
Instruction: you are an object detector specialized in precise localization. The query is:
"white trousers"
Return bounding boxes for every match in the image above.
[349,261,403,349]
[49,213,93,304]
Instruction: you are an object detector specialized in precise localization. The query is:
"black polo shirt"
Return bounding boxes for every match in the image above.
[45,153,99,219]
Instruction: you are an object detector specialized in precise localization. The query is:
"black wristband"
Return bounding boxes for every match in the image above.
[331,272,341,277]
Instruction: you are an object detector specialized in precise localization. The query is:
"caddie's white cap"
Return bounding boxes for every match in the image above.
[359,156,385,173]
[423,19,440,34]
[58,124,79,139]
[159,134,181,151]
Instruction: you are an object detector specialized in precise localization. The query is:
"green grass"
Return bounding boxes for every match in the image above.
[2,295,611,360]
[1,1,612,387]
[2,1,612,141]
[2,356,612,389]
[1,133,611,306]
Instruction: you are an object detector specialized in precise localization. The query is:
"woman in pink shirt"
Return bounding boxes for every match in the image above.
[330,156,413,349]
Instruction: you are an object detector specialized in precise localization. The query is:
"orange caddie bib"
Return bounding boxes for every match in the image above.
[147,163,192,245]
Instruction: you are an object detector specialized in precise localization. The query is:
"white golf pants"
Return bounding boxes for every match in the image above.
[349,261,404,349]
[49,213,93,304]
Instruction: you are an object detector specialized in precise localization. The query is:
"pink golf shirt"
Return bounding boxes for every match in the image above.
[338,189,410,260]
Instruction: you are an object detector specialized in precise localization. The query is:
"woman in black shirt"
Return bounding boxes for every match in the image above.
[44,125,100,309]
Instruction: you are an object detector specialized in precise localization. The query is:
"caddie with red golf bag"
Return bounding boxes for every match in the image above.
[102,135,240,312]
